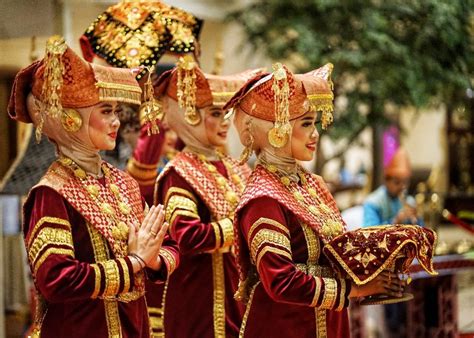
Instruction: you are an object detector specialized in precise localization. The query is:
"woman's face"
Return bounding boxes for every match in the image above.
[291,110,319,161]
[89,101,121,150]
[203,105,230,147]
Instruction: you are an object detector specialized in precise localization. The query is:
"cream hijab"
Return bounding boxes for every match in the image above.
[234,107,300,180]
[163,96,219,160]
[27,93,103,176]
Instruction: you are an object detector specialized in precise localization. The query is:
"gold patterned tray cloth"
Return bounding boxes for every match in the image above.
[323,225,438,305]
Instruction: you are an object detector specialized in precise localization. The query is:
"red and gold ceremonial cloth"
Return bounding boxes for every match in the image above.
[323,225,437,285]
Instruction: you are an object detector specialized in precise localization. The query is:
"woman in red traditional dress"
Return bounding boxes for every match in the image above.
[225,63,404,338]
[8,36,179,338]
[147,56,263,338]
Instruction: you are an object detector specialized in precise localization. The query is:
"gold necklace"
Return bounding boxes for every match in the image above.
[58,157,132,256]
[265,164,344,239]
[195,152,244,216]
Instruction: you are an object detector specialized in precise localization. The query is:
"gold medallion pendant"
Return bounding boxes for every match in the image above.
[184,109,201,126]
[268,127,289,148]
[61,108,83,132]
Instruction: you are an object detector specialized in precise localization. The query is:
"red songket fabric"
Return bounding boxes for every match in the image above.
[23,162,179,337]
[148,152,248,337]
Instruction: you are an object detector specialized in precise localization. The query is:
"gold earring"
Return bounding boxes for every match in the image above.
[61,108,83,132]
[239,118,254,165]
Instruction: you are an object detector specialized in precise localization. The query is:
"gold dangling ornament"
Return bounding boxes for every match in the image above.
[139,66,162,135]
[268,63,291,148]
[35,35,68,142]
[239,107,256,165]
[177,55,200,125]
[239,132,254,165]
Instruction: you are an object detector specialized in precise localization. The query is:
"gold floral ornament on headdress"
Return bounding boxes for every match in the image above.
[176,55,199,125]
[139,66,162,135]
[35,35,68,141]
[268,63,292,148]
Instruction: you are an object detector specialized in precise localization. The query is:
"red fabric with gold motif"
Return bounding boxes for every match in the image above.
[147,151,249,337]
[23,161,179,337]
[234,169,351,337]
[323,225,437,285]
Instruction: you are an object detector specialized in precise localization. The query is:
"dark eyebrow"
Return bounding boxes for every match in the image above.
[98,102,114,109]
[301,115,316,121]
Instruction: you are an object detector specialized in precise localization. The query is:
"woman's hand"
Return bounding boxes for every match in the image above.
[128,205,169,271]
[349,271,405,298]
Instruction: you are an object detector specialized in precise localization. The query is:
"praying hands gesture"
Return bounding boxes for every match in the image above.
[128,204,169,272]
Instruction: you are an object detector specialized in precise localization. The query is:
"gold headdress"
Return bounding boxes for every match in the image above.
[9,35,143,141]
[223,63,336,136]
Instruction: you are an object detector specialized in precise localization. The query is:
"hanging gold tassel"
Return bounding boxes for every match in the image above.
[41,36,67,120]
[307,93,334,130]
[176,55,200,125]
[268,63,291,148]
[139,66,162,135]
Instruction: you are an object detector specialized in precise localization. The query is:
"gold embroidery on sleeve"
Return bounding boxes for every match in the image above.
[250,229,291,264]
[321,278,337,309]
[211,222,223,249]
[310,276,322,307]
[218,218,234,247]
[165,195,198,223]
[91,264,101,299]
[29,227,74,273]
[118,258,131,293]
[127,158,158,182]
[159,248,177,275]
[248,217,290,240]
[100,260,120,297]
[164,187,198,205]
[28,216,71,248]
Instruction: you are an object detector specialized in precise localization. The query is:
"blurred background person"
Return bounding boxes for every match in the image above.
[363,147,423,227]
